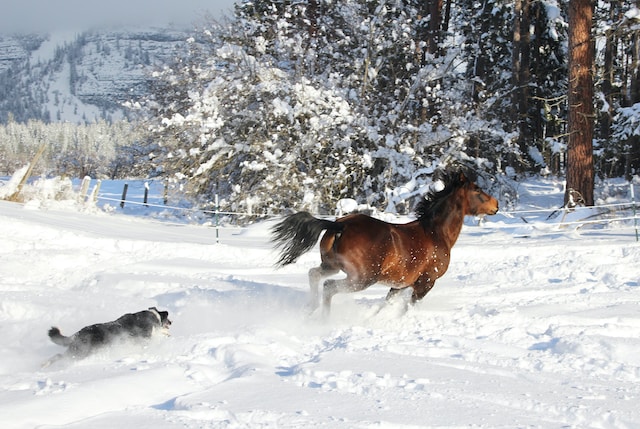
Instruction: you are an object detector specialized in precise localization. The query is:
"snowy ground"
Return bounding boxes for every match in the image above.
[1,177,640,428]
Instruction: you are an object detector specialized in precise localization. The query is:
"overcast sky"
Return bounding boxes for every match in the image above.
[1,0,238,34]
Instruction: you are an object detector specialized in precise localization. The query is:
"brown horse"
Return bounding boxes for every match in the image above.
[271,169,499,314]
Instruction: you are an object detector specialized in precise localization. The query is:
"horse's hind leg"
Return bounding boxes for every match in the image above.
[308,265,338,311]
[322,277,371,316]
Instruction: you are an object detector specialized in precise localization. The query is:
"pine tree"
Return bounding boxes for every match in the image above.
[597,1,640,179]
[566,0,595,206]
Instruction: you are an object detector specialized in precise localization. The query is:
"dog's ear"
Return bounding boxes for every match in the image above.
[160,311,170,323]
[148,306,158,312]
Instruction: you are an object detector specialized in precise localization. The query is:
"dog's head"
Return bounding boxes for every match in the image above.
[148,307,172,330]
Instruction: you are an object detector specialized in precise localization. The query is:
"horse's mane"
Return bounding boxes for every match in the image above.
[414,168,475,224]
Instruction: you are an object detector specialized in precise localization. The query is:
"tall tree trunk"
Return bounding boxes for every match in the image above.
[512,0,522,121]
[442,0,452,36]
[426,0,444,55]
[630,0,640,105]
[307,0,318,38]
[530,1,544,145]
[415,0,445,124]
[471,0,490,103]
[627,7,640,180]
[566,0,595,206]
[518,0,531,160]
[512,0,531,170]
[600,4,616,141]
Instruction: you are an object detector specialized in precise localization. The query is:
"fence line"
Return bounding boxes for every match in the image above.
[502,201,634,216]
[485,215,638,230]
[84,176,640,242]
[97,193,637,222]
[93,188,640,242]
[95,184,638,218]
[96,195,250,216]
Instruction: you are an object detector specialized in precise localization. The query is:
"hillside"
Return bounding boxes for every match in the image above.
[0,28,192,124]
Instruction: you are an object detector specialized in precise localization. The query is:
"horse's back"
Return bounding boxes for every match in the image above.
[320,213,416,263]
[336,212,423,238]
[322,213,440,284]
[334,213,398,240]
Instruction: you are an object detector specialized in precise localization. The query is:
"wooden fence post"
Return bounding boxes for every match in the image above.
[144,182,149,207]
[90,180,102,204]
[79,176,91,202]
[120,183,128,208]
[6,142,46,202]
[215,193,220,244]
[163,179,168,205]
[631,182,638,242]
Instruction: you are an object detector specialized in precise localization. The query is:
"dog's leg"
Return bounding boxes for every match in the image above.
[41,353,64,368]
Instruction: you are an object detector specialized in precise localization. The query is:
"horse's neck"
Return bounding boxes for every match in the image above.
[435,200,466,249]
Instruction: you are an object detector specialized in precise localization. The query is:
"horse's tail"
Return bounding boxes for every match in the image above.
[271,211,343,266]
[48,327,73,346]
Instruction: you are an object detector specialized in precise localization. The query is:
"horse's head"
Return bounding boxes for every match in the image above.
[460,173,499,216]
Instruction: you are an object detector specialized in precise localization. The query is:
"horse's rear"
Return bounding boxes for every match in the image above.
[311,213,433,310]
[318,214,422,277]
[317,214,397,277]
[308,214,384,308]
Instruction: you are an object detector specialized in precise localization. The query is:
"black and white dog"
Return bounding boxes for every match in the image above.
[44,307,171,367]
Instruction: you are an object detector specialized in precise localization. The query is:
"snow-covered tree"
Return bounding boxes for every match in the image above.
[140,28,373,214]
[140,1,511,215]
[136,0,638,215]
[0,119,141,178]
[595,1,640,179]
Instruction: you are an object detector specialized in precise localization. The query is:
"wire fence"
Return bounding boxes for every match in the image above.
[91,179,640,242]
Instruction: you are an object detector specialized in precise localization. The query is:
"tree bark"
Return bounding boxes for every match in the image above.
[511,0,532,170]
[427,0,444,55]
[599,4,616,141]
[566,0,595,206]
[627,16,640,180]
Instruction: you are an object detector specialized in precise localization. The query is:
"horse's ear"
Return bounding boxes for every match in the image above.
[458,172,467,183]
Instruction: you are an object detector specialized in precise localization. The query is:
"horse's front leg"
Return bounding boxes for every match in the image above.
[410,275,436,304]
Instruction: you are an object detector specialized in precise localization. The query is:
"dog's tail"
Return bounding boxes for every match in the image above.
[48,327,72,346]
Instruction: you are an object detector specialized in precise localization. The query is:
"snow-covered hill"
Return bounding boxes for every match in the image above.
[0,28,191,123]
[0,177,639,428]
